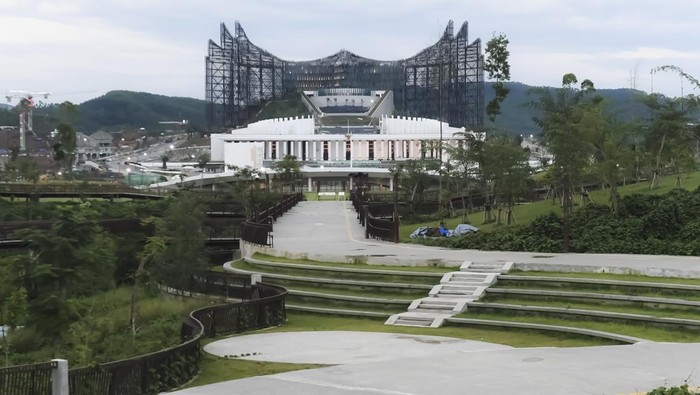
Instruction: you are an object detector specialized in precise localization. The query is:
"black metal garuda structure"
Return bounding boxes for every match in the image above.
[206,20,483,131]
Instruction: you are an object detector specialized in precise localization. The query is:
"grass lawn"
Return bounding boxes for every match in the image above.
[181,352,325,389]
[252,252,453,273]
[480,295,700,321]
[399,170,700,240]
[234,259,439,285]
[508,271,700,287]
[456,311,700,343]
[495,280,700,300]
[267,312,614,348]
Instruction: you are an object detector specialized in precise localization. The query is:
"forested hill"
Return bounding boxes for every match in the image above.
[485,82,651,135]
[0,85,662,135]
[75,91,207,132]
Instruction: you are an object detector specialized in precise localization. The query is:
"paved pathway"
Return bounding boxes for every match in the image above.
[271,201,700,276]
[171,201,700,395]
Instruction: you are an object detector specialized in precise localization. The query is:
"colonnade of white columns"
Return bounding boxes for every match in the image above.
[256,138,451,161]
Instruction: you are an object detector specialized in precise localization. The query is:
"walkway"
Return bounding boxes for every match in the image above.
[272,201,700,276]
[171,200,700,395]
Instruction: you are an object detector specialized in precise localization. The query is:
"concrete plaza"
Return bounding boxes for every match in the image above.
[171,201,700,395]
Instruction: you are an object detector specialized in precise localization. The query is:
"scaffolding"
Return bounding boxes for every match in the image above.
[206,20,483,131]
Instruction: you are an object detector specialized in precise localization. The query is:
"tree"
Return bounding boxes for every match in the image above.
[54,123,77,172]
[394,159,439,213]
[484,33,512,122]
[271,155,301,192]
[16,206,117,349]
[482,135,531,225]
[151,193,207,293]
[196,153,210,189]
[641,94,697,189]
[532,73,596,252]
[130,228,166,338]
[57,101,80,125]
[229,166,265,219]
[576,98,635,213]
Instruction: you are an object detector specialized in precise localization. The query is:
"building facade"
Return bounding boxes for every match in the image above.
[210,114,476,170]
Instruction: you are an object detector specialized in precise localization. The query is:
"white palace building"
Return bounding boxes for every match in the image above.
[204,89,480,192]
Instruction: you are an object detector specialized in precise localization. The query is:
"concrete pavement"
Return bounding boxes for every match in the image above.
[265,201,700,277]
[170,200,700,394]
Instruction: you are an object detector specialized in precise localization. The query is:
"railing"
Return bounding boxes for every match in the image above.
[253,193,303,224]
[66,272,287,395]
[0,218,240,243]
[241,221,274,247]
[241,193,303,247]
[350,191,400,243]
[363,204,399,243]
[0,183,169,197]
[0,361,55,395]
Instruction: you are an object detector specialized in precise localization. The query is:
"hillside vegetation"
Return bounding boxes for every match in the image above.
[408,172,700,255]
[0,83,670,135]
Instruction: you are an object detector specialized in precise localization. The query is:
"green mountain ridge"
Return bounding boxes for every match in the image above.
[0,84,681,136]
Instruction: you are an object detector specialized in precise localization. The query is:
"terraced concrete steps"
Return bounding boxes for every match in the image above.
[408,297,467,314]
[386,261,513,328]
[461,261,514,273]
[385,312,451,328]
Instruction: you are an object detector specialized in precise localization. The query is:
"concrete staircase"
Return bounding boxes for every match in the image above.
[386,261,512,328]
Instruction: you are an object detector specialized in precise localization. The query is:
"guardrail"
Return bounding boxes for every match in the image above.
[3,272,288,395]
[363,204,399,243]
[241,193,303,248]
[350,192,399,243]
[0,360,55,395]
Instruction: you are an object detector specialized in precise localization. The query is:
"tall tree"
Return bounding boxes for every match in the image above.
[576,98,635,213]
[17,206,116,349]
[130,228,166,338]
[532,73,596,252]
[151,193,207,293]
[484,33,512,122]
[641,94,697,189]
[482,135,532,225]
[271,154,302,192]
[53,123,77,172]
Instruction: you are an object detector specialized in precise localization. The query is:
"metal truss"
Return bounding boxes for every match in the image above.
[206,20,483,131]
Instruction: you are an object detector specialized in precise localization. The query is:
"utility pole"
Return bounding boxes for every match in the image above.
[5,91,51,153]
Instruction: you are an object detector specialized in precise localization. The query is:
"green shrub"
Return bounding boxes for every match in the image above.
[8,327,43,353]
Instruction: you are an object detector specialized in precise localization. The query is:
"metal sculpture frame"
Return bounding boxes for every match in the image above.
[206,20,483,131]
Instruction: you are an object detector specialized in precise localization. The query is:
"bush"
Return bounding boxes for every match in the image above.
[432,189,700,255]
[8,326,43,353]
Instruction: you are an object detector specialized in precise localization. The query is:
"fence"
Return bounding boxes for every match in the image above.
[0,361,55,395]
[1,272,287,395]
[241,193,303,247]
[350,192,400,243]
[363,204,400,243]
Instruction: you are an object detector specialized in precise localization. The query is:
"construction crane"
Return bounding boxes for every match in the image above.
[5,90,51,152]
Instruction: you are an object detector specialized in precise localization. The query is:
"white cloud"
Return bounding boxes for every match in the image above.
[1,0,699,104]
[614,47,700,61]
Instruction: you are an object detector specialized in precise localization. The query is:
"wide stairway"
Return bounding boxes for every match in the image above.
[386,261,513,327]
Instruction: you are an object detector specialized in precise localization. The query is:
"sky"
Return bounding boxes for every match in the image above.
[0,0,698,104]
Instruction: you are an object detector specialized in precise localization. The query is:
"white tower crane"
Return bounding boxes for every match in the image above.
[5,90,51,152]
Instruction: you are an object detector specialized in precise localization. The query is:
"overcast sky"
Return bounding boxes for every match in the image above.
[0,0,698,104]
